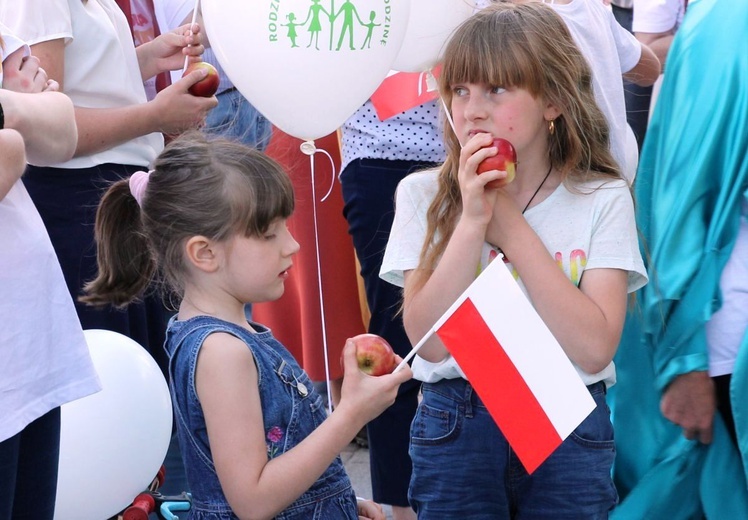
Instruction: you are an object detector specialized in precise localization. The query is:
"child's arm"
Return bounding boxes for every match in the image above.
[0,129,27,200]
[402,133,504,363]
[196,333,412,520]
[623,41,660,87]
[488,192,628,374]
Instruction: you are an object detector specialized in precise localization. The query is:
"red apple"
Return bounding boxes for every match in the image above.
[182,61,220,97]
[477,137,517,189]
[350,334,396,376]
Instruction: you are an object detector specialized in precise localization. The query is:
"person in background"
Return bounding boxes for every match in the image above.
[624,0,687,147]
[610,0,748,516]
[116,0,173,100]
[510,0,660,182]
[82,132,412,519]
[339,99,445,520]
[382,4,647,516]
[153,0,272,150]
[0,0,216,378]
[0,26,101,520]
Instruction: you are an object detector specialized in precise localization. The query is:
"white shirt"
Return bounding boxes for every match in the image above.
[0,0,163,169]
[0,29,101,441]
[632,0,686,33]
[706,199,748,377]
[340,100,446,172]
[380,169,647,386]
[549,0,642,183]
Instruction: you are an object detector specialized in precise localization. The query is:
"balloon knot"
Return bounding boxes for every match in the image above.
[300,140,317,156]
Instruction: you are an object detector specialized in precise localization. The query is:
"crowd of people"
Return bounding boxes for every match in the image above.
[1,0,745,519]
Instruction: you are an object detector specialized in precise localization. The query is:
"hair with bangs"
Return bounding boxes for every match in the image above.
[81,132,295,308]
[407,2,621,297]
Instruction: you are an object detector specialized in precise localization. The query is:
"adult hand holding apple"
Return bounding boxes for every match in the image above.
[182,62,220,98]
[476,137,517,189]
[149,72,217,136]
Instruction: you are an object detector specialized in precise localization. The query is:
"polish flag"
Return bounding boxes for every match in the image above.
[400,258,596,473]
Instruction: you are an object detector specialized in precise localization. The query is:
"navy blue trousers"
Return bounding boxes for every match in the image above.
[340,158,439,506]
[0,408,61,520]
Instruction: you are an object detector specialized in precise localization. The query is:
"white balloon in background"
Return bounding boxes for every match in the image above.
[54,330,172,520]
[392,0,476,73]
[202,0,411,141]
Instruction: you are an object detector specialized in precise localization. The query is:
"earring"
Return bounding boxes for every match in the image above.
[548,119,556,135]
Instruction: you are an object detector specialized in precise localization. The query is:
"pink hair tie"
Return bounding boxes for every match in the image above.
[129,170,152,207]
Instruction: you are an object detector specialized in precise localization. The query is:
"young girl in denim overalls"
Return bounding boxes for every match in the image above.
[381,4,648,518]
[82,132,412,519]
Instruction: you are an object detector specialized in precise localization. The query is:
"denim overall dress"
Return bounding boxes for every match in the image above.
[165,316,358,519]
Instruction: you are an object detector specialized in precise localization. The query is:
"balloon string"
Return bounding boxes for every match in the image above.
[440,95,460,148]
[183,0,201,72]
[303,141,334,414]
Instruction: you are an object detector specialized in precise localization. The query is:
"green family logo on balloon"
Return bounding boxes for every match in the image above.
[268,0,393,50]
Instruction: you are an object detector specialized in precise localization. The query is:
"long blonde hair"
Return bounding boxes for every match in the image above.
[407,2,621,296]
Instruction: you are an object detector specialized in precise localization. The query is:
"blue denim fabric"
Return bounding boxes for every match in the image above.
[165,316,357,519]
[408,378,617,519]
[204,88,272,151]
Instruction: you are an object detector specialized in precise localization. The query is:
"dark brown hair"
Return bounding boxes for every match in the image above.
[81,132,295,308]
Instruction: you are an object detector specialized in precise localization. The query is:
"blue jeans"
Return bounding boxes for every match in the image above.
[409,379,618,519]
[0,408,61,520]
[205,88,272,151]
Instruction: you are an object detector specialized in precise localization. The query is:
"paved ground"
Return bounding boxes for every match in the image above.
[341,440,395,520]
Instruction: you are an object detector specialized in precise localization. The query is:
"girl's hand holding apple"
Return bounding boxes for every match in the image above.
[337,339,412,428]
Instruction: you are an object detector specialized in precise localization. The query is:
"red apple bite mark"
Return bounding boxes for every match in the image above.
[182,62,220,97]
[349,334,397,376]
[477,137,517,189]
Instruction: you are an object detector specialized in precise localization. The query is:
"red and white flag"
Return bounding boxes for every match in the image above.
[401,258,596,473]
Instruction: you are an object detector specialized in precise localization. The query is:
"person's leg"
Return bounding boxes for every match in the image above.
[341,159,435,518]
[514,383,617,519]
[409,380,510,519]
[9,408,61,520]
[0,430,21,520]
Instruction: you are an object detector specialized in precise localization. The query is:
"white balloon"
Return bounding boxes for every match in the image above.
[202,0,411,141]
[54,330,172,520]
[392,0,476,73]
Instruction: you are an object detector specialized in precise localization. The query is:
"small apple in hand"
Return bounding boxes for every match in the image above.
[349,334,396,376]
[182,61,220,97]
[477,137,517,189]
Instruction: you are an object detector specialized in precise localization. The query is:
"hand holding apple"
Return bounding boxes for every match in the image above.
[182,61,220,97]
[349,334,397,376]
[336,340,413,430]
[477,137,517,189]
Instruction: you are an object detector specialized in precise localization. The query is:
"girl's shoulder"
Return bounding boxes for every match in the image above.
[565,176,631,197]
[396,167,441,202]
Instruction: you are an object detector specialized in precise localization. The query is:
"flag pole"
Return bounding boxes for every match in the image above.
[393,329,435,373]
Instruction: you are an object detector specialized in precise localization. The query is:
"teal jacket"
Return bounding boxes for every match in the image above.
[609,0,748,517]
